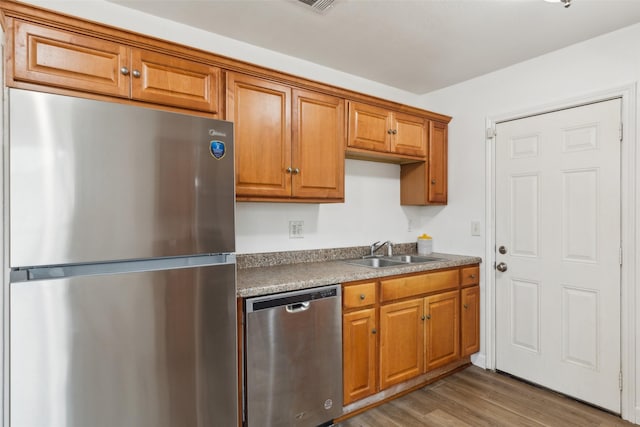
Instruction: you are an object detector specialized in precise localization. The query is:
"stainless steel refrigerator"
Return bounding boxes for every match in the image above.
[6,89,237,427]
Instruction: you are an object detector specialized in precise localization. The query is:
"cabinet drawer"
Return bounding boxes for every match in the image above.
[460,266,479,287]
[380,270,458,302]
[344,282,377,308]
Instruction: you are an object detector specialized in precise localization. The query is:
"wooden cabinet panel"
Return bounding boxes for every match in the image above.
[380,269,459,302]
[347,101,391,152]
[131,50,220,113]
[400,120,449,205]
[13,20,130,98]
[392,112,427,157]
[379,298,423,389]
[461,265,480,288]
[424,290,460,371]
[292,89,345,199]
[227,73,292,198]
[343,308,377,404]
[461,286,480,357]
[344,282,377,309]
[428,121,448,204]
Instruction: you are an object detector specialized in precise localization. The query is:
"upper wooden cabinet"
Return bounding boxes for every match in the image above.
[227,73,292,198]
[11,20,220,114]
[428,121,448,204]
[400,120,449,205]
[347,101,427,159]
[228,72,344,202]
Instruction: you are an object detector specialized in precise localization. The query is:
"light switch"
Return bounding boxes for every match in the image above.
[471,221,481,236]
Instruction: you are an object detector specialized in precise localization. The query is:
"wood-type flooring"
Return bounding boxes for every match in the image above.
[336,366,634,426]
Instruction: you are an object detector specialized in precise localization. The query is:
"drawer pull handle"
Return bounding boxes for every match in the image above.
[359,294,366,300]
[470,274,476,279]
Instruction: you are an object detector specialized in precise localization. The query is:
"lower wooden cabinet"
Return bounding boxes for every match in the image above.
[461,285,480,356]
[379,298,424,389]
[343,308,377,404]
[342,264,480,406]
[424,290,460,371]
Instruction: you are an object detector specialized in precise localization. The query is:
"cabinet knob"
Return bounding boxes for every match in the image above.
[426,314,431,320]
[464,303,469,309]
[286,167,293,174]
[132,69,141,78]
[421,315,426,321]
[292,168,300,175]
[120,67,130,76]
[387,129,393,135]
[392,129,397,135]
[359,294,366,300]
[431,179,437,185]
[470,274,476,279]
[371,329,377,334]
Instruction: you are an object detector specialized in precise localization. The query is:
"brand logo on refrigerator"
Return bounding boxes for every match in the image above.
[209,129,227,137]
[209,141,226,160]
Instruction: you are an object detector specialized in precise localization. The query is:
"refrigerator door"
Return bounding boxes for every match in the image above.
[9,89,235,267]
[10,263,238,427]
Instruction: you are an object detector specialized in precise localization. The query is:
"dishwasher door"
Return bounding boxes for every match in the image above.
[245,285,342,427]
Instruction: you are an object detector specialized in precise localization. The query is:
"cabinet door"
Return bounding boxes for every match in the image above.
[292,90,345,199]
[12,20,130,97]
[379,298,423,389]
[227,73,291,198]
[392,112,427,157]
[428,121,448,204]
[131,50,220,113]
[343,308,377,404]
[461,286,480,357]
[424,290,459,371]
[347,101,390,152]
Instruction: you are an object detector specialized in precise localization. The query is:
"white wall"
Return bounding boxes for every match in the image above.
[418,23,640,423]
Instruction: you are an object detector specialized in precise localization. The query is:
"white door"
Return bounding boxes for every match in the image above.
[495,99,621,412]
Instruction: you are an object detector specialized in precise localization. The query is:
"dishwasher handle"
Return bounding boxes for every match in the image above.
[285,301,311,313]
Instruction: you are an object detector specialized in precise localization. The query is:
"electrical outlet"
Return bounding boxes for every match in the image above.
[289,220,304,239]
[471,221,481,236]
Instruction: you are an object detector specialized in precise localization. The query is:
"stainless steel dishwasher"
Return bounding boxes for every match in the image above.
[245,284,342,427]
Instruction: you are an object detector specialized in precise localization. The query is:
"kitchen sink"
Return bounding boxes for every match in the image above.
[385,255,444,263]
[343,258,406,268]
[343,255,445,268]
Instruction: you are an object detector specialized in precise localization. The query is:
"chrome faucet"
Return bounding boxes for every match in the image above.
[370,240,393,257]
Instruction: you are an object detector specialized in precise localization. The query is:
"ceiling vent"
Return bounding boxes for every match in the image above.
[296,0,336,13]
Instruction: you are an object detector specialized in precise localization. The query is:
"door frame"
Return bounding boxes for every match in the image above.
[484,84,637,422]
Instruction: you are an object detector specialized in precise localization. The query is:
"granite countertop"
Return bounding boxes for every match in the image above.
[237,251,482,298]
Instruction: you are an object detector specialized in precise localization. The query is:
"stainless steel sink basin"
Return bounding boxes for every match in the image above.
[343,255,444,268]
[343,258,406,268]
[385,255,444,263]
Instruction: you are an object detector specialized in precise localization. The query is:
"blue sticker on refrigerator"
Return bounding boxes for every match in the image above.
[210,140,226,159]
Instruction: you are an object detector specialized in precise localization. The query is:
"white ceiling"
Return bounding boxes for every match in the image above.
[108,0,640,94]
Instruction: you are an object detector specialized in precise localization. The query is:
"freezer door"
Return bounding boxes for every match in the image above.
[10,263,237,427]
[9,89,235,267]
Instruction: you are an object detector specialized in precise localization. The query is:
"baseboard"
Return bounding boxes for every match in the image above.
[633,406,640,424]
[471,353,486,369]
